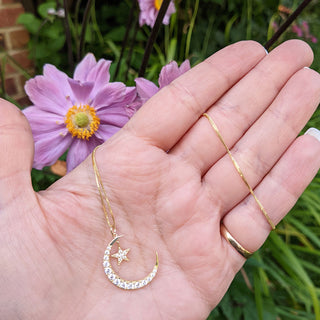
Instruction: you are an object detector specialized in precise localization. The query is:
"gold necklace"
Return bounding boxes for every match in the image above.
[92,146,159,290]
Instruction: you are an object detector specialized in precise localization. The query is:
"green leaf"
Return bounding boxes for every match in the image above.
[38,2,56,19]
[17,13,41,34]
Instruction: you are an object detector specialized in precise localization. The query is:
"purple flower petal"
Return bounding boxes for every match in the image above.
[123,86,137,105]
[97,106,130,127]
[67,135,102,171]
[33,130,72,170]
[138,0,175,27]
[43,64,72,99]
[93,82,126,109]
[135,77,159,100]
[158,61,180,88]
[25,75,72,115]
[94,124,122,141]
[179,59,191,74]
[23,106,66,134]
[73,53,97,82]
[162,1,176,25]
[68,79,94,105]
[87,59,112,91]
[158,59,190,88]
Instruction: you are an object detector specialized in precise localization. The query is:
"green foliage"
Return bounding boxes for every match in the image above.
[17,2,66,72]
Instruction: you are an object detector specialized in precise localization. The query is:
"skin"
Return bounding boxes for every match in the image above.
[0,40,320,320]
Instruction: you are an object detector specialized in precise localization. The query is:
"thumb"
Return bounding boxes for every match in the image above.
[0,99,34,206]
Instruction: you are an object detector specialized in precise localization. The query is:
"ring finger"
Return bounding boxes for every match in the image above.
[202,67,320,218]
[222,132,320,267]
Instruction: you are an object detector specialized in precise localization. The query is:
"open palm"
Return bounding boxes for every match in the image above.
[1,40,320,320]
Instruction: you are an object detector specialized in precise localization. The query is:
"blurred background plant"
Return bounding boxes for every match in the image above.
[0,0,320,318]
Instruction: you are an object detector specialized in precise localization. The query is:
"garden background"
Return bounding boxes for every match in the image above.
[0,0,320,319]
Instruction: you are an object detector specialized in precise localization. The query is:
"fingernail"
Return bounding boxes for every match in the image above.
[264,48,269,55]
[304,66,311,70]
[305,128,320,142]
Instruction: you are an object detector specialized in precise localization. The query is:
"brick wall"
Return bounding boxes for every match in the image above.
[0,0,33,106]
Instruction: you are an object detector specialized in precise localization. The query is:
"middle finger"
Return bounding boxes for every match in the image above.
[169,40,313,174]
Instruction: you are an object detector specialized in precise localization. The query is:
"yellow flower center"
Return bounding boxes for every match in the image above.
[154,0,163,11]
[65,104,100,140]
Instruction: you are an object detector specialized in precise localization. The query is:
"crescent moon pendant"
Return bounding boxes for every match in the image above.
[103,236,159,290]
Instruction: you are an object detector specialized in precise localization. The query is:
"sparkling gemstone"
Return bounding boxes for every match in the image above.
[103,261,110,267]
[113,278,120,285]
[105,267,112,274]
[108,273,115,280]
[127,283,133,289]
[135,282,140,288]
[142,280,147,286]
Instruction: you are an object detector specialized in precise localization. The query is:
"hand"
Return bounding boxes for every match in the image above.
[1,40,320,320]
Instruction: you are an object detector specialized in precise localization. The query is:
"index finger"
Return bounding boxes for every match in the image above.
[126,41,267,150]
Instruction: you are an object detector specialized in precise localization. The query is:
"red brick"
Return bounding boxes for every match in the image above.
[5,50,33,74]
[16,95,31,107]
[0,7,24,28]
[2,0,22,4]
[19,74,28,88]
[4,62,15,75]
[9,29,29,49]
[4,77,17,95]
[0,33,6,49]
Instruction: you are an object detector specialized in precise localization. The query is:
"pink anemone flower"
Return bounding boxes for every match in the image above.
[134,59,190,106]
[23,54,137,172]
[138,0,176,27]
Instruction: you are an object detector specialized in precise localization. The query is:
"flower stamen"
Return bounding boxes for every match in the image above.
[154,0,163,11]
[65,105,100,140]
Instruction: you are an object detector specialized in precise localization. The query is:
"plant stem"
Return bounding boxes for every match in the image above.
[114,0,137,81]
[63,0,74,71]
[125,17,139,82]
[264,0,312,50]
[185,0,199,58]
[138,0,172,77]
[78,0,94,61]
[74,0,83,54]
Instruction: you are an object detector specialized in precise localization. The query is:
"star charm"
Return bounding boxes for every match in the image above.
[111,246,130,265]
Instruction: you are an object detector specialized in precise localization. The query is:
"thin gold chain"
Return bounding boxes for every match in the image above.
[203,113,276,230]
[92,146,117,237]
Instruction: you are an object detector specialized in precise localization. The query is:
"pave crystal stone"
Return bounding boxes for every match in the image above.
[105,267,112,274]
[103,261,110,267]
[108,273,115,280]
[127,283,133,289]
[113,278,120,285]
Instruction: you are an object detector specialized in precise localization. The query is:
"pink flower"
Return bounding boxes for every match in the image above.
[138,0,176,27]
[135,60,191,105]
[310,36,318,43]
[23,54,136,172]
[291,21,318,44]
[301,20,310,34]
[291,24,303,37]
